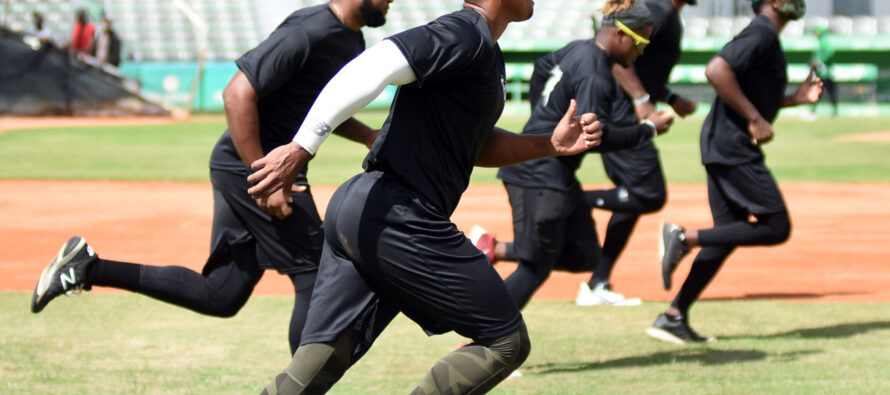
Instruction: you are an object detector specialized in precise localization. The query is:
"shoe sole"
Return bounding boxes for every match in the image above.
[32,237,86,312]
[646,327,688,345]
[646,327,717,344]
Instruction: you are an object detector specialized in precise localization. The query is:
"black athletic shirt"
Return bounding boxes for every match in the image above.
[209,5,365,184]
[363,8,505,216]
[498,40,651,191]
[701,15,787,166]
[637,0,683,103]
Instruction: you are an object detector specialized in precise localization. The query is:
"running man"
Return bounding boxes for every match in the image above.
[247,1,602,392]
[492,0,673,310]
[579,0,698,305]
[30,0,391,356]
[650,0,822,344]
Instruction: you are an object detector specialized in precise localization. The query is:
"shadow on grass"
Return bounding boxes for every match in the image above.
[703,291,862,301]
[722,320,890,340]
[526,349,818,375]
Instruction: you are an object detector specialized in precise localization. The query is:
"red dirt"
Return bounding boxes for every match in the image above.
[2,180,889,302]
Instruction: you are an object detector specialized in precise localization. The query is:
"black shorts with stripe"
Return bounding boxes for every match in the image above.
[505,182,601,272]
[208,168,324,275]
[300,171,523,353]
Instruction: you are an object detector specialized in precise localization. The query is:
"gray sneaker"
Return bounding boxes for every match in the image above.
[659,222,690,290]
[646,313,716,345]
[31,236,97,313]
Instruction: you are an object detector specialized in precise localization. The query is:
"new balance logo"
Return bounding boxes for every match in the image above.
[60,268,77,290]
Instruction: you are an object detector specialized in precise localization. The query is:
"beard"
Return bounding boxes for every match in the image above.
[359,0,386,28]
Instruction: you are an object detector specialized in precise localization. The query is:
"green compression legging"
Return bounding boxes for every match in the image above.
[262,321,531,395]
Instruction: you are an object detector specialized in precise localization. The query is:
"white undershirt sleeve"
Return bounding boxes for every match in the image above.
[293,39,417,155]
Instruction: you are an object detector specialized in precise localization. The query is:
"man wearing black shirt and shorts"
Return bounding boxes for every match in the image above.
[649,0,822,344]
[578,0,698,306]
[247,1,602,392]
[30,0,388,356]
[493,0,673,310]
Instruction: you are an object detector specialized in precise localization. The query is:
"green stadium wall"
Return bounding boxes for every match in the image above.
[117,35,890,112]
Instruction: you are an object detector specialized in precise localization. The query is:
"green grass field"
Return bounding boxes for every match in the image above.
[3,293,890,394]
[2,112,890,393]
[2,111,890,184]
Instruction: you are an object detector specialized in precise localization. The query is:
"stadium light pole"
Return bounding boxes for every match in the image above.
[172,0,208,117]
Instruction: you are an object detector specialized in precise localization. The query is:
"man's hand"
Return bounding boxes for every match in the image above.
[748,116,773,146]
[794,71,824,105]
[647,110,675,135]
[255,185,303,219]
[551,99,602,156]
[670,96,697,117]
[247,142,312,199]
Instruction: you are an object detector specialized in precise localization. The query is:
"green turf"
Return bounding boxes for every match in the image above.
[2,112,889,185]
[3,292,890,393]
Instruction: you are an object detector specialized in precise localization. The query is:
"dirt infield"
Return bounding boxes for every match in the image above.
[1,180,888,302]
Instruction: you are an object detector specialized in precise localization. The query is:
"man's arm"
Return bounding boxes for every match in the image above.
[248,40,416,198]
[333,118,378,149]
[782,71,823,108]
[612,63,655,120]
[223,70,300,219]
[706,56,772,145]
[222,71,263,167]
[475,100,601,167]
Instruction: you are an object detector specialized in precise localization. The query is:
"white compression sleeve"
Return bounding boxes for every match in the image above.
[293,40,416,155]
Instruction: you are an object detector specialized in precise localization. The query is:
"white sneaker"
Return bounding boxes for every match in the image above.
[575,282,642,306]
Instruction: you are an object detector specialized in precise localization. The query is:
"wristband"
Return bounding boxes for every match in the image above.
[633,93,651,107]
[641,119,657,137]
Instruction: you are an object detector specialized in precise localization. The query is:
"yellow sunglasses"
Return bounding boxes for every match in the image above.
[615,20,650,51]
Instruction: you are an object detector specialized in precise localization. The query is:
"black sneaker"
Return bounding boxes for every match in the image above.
[659,222,690,290]
[646,313,716,344]
[31,236,98,313]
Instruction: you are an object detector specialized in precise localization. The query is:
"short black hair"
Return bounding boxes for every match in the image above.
[752,0,764,15]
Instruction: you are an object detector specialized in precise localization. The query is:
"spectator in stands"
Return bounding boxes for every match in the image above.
[69,9,95,56]
[31,12,53,45]
[810,25,838,117]
[92,13,122,67]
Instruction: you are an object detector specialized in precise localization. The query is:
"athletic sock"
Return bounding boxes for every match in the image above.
[87,259,141,290]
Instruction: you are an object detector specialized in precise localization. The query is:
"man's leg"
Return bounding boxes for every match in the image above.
[262,330,360,395]
[88,241,262,316]
[413,321,530,395]
[287,270,318,355]
[589,210,638,286]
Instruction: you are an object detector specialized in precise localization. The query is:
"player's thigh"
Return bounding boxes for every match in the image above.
[371,201,522,340]
[505,183,572,264]
[554,190,601,272]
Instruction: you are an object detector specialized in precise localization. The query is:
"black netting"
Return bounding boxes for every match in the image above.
[0,27,169,116]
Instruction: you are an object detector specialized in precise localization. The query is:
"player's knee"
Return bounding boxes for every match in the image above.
[202,291,250,317]
[639,193,666,213]
[761,211,791,245]
[480,321,531,371]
